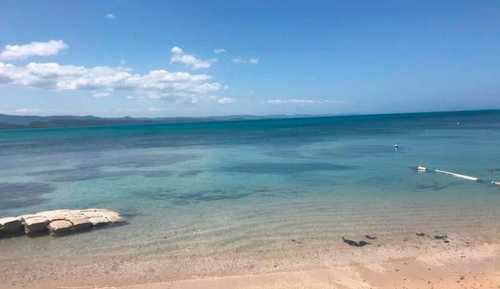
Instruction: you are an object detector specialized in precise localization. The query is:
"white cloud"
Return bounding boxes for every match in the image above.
[13,108,41,114]
[232,57,259,64]
[105,13,116,20]
[92,89,113,98]
[215,97,235,104]
[170,46,216,70]
[0,42,230,104]
[0,40,68,61]
[266,98,334,105]
[202,95,236,104]
[213,48,226,54]
[147,107,164,112]
[0,61,224,102]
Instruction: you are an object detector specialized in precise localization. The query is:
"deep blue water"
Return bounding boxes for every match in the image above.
[1,110,500,259]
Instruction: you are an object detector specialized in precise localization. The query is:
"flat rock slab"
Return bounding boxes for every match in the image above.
[0,208,124,238]
[37,209,75,222]
[48,220,73,235]
[66,215,92,231]
[0,217,24,236]
[82,209,124,223]
[88,216,110,226]
[22,215,49,235]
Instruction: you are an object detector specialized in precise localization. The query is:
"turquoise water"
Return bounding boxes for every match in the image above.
[1,110,500,260]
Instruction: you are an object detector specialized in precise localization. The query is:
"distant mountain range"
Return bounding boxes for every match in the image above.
[2,109,499,130]
[0,113,299,129]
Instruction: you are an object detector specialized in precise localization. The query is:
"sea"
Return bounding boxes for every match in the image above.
[1,110,500,263]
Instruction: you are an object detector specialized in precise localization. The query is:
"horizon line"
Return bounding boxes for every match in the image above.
[2,107,500,121]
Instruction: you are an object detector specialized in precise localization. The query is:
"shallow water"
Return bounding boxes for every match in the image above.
[1,110,500,261]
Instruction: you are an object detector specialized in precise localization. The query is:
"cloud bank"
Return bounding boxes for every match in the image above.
[0,62,223,99]
[0,40,68,61]
[214,96,235,104]
[0,41,230,103]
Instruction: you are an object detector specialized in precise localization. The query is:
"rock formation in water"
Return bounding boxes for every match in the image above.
[0,208,124,237]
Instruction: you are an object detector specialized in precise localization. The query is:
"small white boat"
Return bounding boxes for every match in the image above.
[416,165,427,172]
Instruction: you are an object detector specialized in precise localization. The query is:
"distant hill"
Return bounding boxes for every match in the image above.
[0,114,292,130]
[3,109,499,130]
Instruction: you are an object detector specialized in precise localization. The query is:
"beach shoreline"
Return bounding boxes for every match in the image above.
[3,232,500,289]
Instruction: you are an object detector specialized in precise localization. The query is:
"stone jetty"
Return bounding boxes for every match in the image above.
[0,208,124,237]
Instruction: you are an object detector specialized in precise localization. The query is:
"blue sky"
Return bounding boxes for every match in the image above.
[1,0,500,117]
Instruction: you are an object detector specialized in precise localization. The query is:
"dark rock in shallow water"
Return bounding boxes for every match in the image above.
[171,189,252,205]
[342,237,370,247]
[416,232,426,237]
[178,170,203,177]
[365,234,377,240]
[415,183,449,192]
[221,162,356,175]
[433,234,448,240]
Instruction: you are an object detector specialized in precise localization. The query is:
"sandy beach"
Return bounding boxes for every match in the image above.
[2,232,500,289]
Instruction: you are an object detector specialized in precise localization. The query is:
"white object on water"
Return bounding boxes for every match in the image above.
[434,169,478,181]
[416,165,427,172]
[393,144,399,150]
[492,181,500,186]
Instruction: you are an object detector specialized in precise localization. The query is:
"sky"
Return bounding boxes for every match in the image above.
[1,0,500,117]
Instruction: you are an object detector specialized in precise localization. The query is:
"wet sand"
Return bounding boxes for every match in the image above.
[2,232,500,289]
[121,265,500,289]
